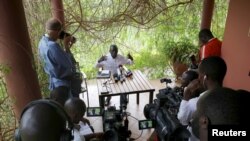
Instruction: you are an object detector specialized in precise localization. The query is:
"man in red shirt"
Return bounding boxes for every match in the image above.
[198,29,222,62]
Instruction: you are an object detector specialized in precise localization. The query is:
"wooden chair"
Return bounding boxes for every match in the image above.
[81,72,89,107]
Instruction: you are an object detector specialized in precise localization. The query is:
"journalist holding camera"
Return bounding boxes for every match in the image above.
[144,77,191,141]
[38,18,79,99]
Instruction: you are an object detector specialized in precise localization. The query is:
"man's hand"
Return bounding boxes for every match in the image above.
[74,124,81,130]
[81,117,91,125]
[183,79,202,101]
[127,53,133,61]
[63,36,73,52]
[98,55,107,63]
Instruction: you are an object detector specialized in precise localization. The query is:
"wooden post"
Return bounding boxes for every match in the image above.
[0,0,41,119]
[50,0,65,25]
[200,0,215,29]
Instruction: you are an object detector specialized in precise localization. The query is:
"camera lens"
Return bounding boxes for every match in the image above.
[59,31,65,39]
[71,36,76,43]
[59,31,76,42]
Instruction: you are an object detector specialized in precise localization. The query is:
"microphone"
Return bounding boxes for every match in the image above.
[123,66,133,77]
[117,65,125,83]
[113,73,119,83]
[117,67,121,76]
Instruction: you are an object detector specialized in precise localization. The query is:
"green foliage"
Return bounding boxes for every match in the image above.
[22,0,228,81]
[21,0,228,82]
[0,64,11,77]
[0,70,16,141]
[24,0,51,97]
[132,48,168,79]
[0,95,16,141]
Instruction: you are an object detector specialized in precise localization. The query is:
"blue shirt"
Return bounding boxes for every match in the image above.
[38,35,73,90]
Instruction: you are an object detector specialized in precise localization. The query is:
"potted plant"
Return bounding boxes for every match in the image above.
[162,40,198,80]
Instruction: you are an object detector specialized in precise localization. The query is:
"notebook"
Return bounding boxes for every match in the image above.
[96,70,111,79]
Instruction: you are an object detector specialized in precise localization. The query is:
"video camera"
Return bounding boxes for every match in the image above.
[59,31,76,43]
[103,106,131,141]
[157,78,183,111]
[87,103,131,141]
[143,79,190,141]
[160,78,172,84]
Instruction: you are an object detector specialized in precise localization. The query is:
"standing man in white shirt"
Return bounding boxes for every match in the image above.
[95,44,134,105]
[177,56,227,141]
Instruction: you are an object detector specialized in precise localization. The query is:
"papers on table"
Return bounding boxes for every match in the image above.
[96,70,111,79]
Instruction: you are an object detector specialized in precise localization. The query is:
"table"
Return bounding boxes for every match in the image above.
[96,70,155,108]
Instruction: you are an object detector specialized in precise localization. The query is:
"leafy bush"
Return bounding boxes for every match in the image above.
[132,48,169,79]
[0,66,16,141]
[162,40,198,65]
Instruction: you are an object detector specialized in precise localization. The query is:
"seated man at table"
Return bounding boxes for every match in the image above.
[95,44,134,105]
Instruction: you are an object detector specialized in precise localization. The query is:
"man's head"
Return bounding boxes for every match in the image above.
[198,56,227,89]
[181,70,199,87]
[109,44,118,58]
[64,98,86,124]
[45,18,62,40]
[199,29,214,45]
[191,87,250,140]
[16,99,73,141]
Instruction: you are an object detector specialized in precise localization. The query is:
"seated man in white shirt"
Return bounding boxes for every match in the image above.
[95,44,134,105]
[64,98,103,141]
[177,56,227,141]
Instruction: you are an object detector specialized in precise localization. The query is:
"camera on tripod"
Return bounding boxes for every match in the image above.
[102,106,131,141]
[143,78,190,141]
[160,78,172,84]
[87,105,131,141]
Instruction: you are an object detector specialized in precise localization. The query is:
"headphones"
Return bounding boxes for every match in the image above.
[15,99,74,141]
